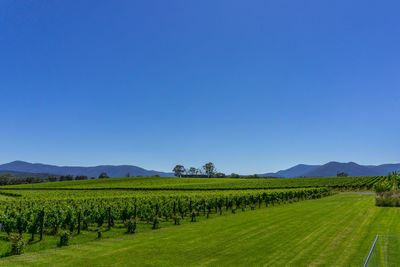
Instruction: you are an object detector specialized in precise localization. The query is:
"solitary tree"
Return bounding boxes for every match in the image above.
[230,173,240,178]
[203,162,216,178]
[173,165,185,177]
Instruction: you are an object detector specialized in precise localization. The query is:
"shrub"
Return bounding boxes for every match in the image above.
[173,216,180,225]
[10,235,25,255]
[59,230,70,247]
[374,182,391,195]
[126,219,136,234]
[152,216,160,230]
[391,193,400,206]
[375,191,400,207]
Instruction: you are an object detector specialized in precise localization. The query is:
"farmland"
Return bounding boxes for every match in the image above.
[1,175,384,190]
[1,193,399,266]
[0,176,395,266]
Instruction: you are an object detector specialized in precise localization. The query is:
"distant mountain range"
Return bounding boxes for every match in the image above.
[1,160,399,179]
[260,161,400,178]
[0,161,174,178]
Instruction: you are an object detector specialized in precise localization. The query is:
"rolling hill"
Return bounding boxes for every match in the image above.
[261,161,400,178]
[0,161,174,178]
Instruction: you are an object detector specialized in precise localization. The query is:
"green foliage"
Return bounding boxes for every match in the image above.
[388,171,400,190]
[126,219,136,234]
[373,172,400,206]
[9,235,25,255]
[187,167,199,176]
[0,188,331,244]
[203,162,216,178]
[152,216,160,229]
[173,165,185,177]
[374,182,392,195]
[58,230,70,247]
[0,174,43,186]
[2,194,397,266]
[2,175,385,190]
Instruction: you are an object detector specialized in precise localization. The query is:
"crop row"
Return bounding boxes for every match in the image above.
[0,188,331,242]
[1,176,385,190]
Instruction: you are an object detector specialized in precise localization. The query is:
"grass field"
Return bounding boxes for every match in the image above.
[0,193,398,266]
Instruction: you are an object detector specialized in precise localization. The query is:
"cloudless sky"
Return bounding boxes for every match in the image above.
[1,0,399,174]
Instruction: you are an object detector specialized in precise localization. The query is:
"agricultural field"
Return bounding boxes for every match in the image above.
[1,175,384,190]
[0,176,396,266]
[0,193,399,266]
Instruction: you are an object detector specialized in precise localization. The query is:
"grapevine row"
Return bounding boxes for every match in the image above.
[0,188,331,241]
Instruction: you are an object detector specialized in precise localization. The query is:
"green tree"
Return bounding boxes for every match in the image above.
[173,165,185,177]
[188,167,198,176]
[203,162,216,178]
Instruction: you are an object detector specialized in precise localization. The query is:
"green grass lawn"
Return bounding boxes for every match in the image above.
[1,193,398,266]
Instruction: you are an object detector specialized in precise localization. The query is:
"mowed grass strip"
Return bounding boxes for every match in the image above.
[1,194,398,267]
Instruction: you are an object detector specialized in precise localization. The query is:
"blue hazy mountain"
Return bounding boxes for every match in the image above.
[0,161,174,178]
[2,160,400,179]
[260,161,400,178]
[261,164,320,178]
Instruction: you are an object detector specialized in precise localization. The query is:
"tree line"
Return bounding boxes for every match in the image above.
[0,172,112,186]
[172,162,261,178]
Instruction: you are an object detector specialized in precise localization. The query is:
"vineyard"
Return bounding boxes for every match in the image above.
[0,175,389,263]
[1,175,385,190]
[0,187,332,255]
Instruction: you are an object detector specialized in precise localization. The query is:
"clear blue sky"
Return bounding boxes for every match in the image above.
[1,1,399,174]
